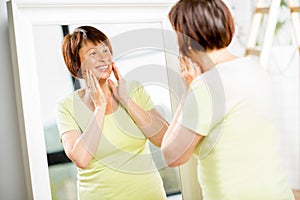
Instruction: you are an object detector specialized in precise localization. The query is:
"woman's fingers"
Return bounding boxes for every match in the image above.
[85,70,90,89]
[89,70,104,97]
[86,70,107,108]
[89,70,97,91]
[91,71,103,94]
[178,56,186,73]
[112,63,121,81]
[86,70,98,94]
[185,57,193,72]
[178,56,202,86]
[107,79,114,90]
[107,79,117,98]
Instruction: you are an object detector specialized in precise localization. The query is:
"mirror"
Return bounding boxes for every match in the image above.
[7,0,197,199]
[34,23,182,199]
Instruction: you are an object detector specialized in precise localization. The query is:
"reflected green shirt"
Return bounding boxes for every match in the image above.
[56,81,166,200]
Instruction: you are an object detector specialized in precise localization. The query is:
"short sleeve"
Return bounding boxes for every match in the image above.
[180,76,213,136]
[129,81,154,111]
[55,96,80,139]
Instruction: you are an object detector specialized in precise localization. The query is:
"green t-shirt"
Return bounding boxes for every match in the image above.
[181,58,295,200]
[56,81,166,200]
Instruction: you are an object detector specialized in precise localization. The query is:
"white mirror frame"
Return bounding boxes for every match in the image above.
[7,0,201,199]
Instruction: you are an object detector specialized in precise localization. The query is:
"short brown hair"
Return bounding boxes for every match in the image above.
[168,0,235,55]
[62,26,113,78]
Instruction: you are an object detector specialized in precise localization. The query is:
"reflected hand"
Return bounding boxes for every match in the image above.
[179,56,202,87]
[108,63,130,108]
[85,70,106,110]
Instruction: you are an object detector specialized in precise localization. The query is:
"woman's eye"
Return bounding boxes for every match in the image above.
[103,49,109,54]
[89,51,96,56]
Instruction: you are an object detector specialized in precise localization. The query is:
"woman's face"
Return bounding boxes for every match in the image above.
[79,41,113,80]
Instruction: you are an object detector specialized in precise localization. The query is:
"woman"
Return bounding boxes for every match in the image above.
[162,0,295,199]
[56,26,168,200]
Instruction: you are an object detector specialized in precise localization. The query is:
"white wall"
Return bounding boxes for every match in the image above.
[0,0,30,199]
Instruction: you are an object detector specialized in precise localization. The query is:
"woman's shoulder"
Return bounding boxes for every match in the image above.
[216,56,259,69]
[127,80,142,88]
[127,80,144,95]
[215,56,268,81]
[56,90,79,107]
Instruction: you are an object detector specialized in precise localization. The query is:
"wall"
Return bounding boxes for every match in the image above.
[0,0,30,199]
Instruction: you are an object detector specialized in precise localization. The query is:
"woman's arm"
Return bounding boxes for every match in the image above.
[161,103,203,167]
[162,55,206,167]
[61,70,106,169]
[108,64,168,147]
[124,99,169,147]
[61,106,105,169]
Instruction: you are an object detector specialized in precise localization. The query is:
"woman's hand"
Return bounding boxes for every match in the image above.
[107,63,130,108]
[179,56,202,87]
[85,70,106,110]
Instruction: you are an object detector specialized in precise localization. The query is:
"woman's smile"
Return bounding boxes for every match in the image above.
[95,65,109,71]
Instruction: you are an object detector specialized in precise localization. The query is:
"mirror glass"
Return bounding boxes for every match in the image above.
[33,23,182,199]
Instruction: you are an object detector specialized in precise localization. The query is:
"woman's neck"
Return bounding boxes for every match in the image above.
[186,48,238,73]
[99,80,111,96]
[207,48,238,66]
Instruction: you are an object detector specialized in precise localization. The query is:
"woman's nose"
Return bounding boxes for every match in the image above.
[97,57,109,64]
